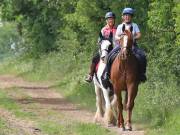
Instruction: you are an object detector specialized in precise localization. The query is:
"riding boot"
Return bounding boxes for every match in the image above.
[140,71,147,82]
[133,46,147,83]
[85,63,96,83]
[101,63,111,88]
[102,64,110,80]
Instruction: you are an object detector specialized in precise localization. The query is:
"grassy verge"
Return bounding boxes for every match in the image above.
[39,121,111,135]
[146,108,180,135]
[0,116,26,135]
[0,89,35,119]
[0,118,15,135]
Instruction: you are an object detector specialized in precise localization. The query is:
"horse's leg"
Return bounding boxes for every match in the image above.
[102,88,113,126]
[111,94,118,116]
[116,91,125,130]
[100,89,105,112]
[125,84,138,131]
[123,91,128,111]
[94,85,103,123]
[111,94,118,125]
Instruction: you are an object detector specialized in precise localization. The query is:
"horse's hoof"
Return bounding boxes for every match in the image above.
[94,117,102,124]
[125,126,132,131]
[119,127,125,131]
[107,123,114,127]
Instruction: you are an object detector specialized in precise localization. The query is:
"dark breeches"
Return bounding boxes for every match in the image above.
[92,52,100,65]
[132,45,147,74]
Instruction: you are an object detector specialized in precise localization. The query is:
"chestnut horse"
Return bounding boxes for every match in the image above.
[111,24,139,131]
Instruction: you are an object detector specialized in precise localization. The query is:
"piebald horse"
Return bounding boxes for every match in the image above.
[111,24,140,131]
[93,38,116,126]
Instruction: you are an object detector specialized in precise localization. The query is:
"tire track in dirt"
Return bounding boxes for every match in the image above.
[0,75,145,135]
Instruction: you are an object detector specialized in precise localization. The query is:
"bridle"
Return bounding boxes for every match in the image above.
[118,32,133,60]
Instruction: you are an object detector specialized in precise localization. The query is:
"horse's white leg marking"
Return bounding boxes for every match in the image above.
[111,94,117,107]
[96,60,115,125]
[102,88,113,126]
[94,84,103,123]
[111,94,118,120]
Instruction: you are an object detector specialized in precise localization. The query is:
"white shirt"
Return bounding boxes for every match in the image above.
[115,22,140,41]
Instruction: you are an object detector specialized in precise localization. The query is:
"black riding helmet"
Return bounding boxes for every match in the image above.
[105,12,116,19]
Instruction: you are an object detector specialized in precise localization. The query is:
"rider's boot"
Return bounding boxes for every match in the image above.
[85,63,96,83]
[101,66,111,88]
[139,73,147,82]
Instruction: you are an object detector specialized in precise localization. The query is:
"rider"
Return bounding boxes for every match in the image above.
[102,8,147,84]
[85,11,117,83]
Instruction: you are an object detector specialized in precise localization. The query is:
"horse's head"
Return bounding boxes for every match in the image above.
[119,24,134,60]
[100,40,112,63]
[99,32,113,63]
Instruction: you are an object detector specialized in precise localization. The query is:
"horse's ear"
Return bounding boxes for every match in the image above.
[130,25,133,32]
[122,24,125,32]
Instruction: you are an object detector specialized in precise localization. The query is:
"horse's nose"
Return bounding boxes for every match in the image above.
[121,48,128,60]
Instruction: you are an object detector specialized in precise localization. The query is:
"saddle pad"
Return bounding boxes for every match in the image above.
[95,62,100,73]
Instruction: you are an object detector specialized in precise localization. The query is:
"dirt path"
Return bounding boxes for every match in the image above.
[0,108,43,135]
[0,75,145,135]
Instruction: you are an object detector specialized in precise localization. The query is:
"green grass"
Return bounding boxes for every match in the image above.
[147,108,180,135]
[55,80,96,111]
[0,115,33,135]
[40,121,112,135]
[75,123,112,135]
[0,118,12,135]
[0,90,33,134]
[0,89,35,119]
[39,121,73,135]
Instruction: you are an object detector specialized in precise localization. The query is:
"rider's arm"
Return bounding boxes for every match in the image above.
[133,23,141,40]
[115,24,123,41]
[134,32,141,40]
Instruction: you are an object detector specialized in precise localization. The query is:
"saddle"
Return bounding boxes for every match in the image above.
[108,50,119,65]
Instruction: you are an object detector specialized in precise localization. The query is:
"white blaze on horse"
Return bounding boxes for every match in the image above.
[93,39,116,126]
